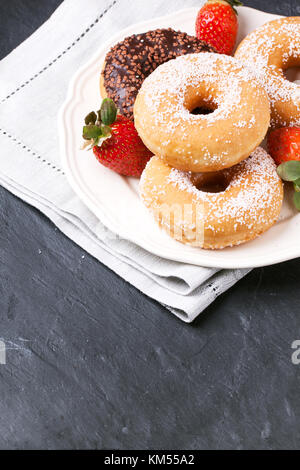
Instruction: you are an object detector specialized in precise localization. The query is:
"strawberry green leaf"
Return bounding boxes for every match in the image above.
[225,0,243,14]
[277,161,300,182]
[100,98,117,126]
[293,191,300,211]
[101,125,112,137]
[82,124,103,141]
[93,136,101,147]
[84,111,97,125]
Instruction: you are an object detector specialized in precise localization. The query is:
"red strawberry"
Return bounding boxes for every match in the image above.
[268,127,300,165]
[82,99,152,178]
[195,0,242,55]
[93,115,153,177]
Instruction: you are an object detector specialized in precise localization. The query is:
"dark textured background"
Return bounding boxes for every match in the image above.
[0,0,300,450]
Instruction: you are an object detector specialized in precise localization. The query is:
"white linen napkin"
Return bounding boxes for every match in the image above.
[0,0,250,322]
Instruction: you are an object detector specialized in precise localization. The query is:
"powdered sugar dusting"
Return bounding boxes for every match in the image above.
[140,148,282,245]
[235,17,300,127]
[135,53,268,168]
[166,148,279,227]
[140,53,257,122]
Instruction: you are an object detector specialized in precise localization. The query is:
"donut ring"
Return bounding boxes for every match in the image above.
[140,148,283,250]
[235,17,300,128]
[101,29,215,120]
[134,53,270,173]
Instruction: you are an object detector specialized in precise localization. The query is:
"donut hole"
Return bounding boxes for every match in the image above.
[283,66,300,84]
[191,172,229,193]
[185,89,218,116]
[282,57,300,83]
[191,106,215,115]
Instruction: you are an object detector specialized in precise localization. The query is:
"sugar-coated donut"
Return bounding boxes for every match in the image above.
[140,148,283,250]
[235,17,300,128]
[101,29,215,120]
[134,53,270,173]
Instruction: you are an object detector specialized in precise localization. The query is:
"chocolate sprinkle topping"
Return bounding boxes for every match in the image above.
[102,28,216,120]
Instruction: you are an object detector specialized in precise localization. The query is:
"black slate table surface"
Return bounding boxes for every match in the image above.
[0,0,300,450]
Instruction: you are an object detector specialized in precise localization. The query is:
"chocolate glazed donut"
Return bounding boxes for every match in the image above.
[101,28,215,120]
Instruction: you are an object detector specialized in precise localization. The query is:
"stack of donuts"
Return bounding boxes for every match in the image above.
[101,17,300,249]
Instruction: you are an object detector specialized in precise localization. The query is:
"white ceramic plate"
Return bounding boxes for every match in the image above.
[59,6,300,269]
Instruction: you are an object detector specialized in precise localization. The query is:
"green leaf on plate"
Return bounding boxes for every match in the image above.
[277,161,300,182]
[294,178,300,192]
[293,191,300,211]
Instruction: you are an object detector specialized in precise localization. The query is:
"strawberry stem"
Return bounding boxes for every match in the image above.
[82,99,118,149]
[227,0,243,5]
[210,0,242,14]
[227,0,243,14]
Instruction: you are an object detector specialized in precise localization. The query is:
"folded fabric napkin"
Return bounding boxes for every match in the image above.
[0,0,250,322]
